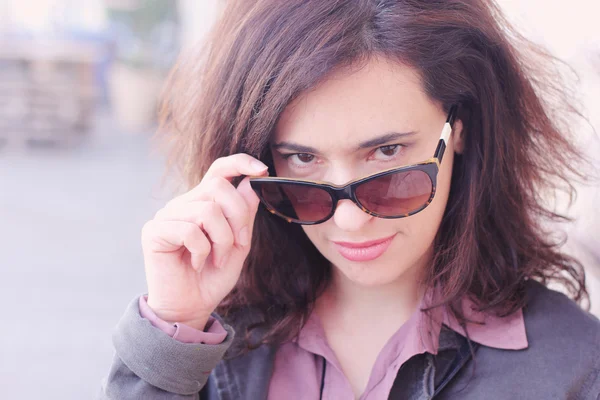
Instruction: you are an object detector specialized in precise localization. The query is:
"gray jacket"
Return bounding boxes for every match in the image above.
[98,281,600,399]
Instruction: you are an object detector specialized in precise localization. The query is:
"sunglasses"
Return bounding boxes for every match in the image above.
[249,105,458,225]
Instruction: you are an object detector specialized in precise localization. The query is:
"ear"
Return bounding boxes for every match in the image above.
[451,118,465,154]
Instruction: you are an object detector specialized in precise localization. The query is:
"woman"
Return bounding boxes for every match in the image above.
[99,0,600,399]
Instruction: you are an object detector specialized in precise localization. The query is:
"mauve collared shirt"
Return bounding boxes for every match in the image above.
[139,287,528,399]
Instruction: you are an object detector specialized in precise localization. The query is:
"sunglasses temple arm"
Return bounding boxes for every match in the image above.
[433,105,458,164]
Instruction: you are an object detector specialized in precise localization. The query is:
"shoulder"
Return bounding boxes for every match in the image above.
[441,280,600,399]
[460,280,600,399]
[522,279,600,351]
[521,280,600,390]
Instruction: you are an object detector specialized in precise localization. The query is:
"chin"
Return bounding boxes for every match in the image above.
[330,255,410,287]
[344,272,399,287]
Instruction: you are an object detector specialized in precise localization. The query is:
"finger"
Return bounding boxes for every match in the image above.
[141,220,211,271]
[170,176,252,246]
[155,201,234,268]
[236,177,260,243]
[236,175,262,224]
[172,165,267,210]
[169,154,268,207]
[208,178,252,246]
[158,181,249,247]
[203,153,268,182]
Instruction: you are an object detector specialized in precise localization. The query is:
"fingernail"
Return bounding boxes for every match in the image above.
[252,160,268,172]
[238,226,250,246]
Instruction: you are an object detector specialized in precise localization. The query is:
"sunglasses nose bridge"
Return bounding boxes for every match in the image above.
[329,183,357,208]
[330,182,352,197]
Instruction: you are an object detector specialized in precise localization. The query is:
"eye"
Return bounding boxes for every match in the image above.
[372,144,403,160]
[282,153,316,166]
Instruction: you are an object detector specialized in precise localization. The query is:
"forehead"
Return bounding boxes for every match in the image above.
[273,57,440,150]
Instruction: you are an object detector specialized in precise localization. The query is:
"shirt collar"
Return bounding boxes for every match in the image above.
[294,285,528,362]
[420,285,529,352]
[440,292,528,350]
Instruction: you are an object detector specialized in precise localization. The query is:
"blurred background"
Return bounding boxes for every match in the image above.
[0,1,598,398]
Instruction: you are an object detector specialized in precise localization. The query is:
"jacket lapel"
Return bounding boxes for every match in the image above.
[388,326,478,399]
[212,344,277,400]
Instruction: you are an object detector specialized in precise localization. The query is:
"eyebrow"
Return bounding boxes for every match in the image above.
[271,131,418,154]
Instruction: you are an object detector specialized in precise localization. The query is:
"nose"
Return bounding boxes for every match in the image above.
[332,199,373,231]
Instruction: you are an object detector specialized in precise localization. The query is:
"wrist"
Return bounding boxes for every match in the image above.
[146,297,213,331]
[174,316,211,331]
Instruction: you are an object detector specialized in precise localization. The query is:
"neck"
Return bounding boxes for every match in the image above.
[317,258,428,328]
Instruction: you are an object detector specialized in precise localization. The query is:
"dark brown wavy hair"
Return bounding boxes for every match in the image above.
[156,0,594,350]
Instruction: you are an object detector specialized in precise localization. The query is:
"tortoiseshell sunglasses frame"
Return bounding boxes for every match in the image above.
[249,105,458,225]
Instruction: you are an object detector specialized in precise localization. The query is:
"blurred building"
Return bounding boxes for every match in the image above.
[0,0,224,145]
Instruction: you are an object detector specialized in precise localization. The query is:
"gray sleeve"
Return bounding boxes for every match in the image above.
[97,295,235,399]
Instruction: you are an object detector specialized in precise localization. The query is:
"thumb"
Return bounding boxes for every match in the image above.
[237,174,265,210]
[236,174,265,231]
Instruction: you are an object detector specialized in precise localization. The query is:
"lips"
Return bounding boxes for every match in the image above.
[332,233,397,262]
[332,234,396,248]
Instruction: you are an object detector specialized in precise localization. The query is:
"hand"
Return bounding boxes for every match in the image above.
[141,153,268,329]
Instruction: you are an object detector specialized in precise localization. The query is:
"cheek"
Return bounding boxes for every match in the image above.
[301,225,322,246]
[398,205,443,247]
[397,160,454,244]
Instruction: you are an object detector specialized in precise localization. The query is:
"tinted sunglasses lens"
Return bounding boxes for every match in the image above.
[355,169,433,216]
[258,182,333,223]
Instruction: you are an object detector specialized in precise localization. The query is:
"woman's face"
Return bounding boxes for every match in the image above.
[271,56,463,287]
